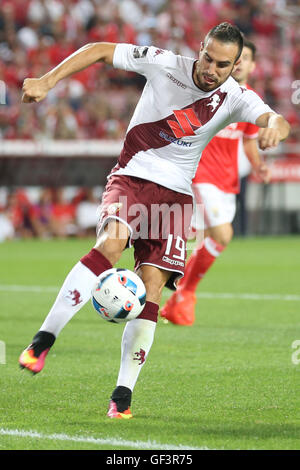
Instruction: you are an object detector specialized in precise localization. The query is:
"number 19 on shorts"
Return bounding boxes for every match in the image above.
[165,234,185,260]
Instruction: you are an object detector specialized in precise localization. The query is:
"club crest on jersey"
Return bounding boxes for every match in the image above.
[207,94,221,112]
[133,46,149,59]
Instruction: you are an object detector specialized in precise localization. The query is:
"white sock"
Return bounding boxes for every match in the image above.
[116,318,156,391]
[40,262,97,337]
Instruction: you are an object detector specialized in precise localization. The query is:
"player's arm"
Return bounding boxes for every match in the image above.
[22,42,117,103]
[243,137,271,183]
[255,112,290,151]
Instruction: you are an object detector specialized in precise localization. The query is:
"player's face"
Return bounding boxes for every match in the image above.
[194,38,239,92]
[232,46,255,84]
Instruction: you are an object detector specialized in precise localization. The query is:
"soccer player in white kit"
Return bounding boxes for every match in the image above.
[160,39,272,326]
[19,23,290,418]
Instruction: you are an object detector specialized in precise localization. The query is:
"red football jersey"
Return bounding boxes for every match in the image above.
[193,84,259,193]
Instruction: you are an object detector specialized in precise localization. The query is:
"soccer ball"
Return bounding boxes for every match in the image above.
[91,268,146,323]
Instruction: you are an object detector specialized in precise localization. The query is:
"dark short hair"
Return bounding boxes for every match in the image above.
[204,22,244,62]
[243,38,256,61]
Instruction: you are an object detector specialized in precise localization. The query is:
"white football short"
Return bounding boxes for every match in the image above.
[191,183,236,230]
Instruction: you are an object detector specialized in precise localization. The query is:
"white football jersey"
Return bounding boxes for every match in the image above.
[111,44,273,195]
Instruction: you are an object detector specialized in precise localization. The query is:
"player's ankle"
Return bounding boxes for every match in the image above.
[31,331,56,357]
[111,386,132,412]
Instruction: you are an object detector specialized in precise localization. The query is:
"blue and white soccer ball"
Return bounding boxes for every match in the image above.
[91,268,146,323]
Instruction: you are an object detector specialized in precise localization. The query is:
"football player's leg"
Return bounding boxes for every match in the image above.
[39,220,129,337]
[19,220,129,374]
[163,223,233,326]
[161,186,235,325]
[108,265,171,418]
[162,224,230,326]
[178,222,232,293]
[206,222,234,247]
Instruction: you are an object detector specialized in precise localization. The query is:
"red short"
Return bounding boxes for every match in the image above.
[97,175,193,289]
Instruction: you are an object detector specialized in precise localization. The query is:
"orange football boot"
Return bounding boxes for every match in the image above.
[160,291,178,320]
[107,400,133,419]
[160,289,196,326]
[19,346,50,374]
[19,331,55,374]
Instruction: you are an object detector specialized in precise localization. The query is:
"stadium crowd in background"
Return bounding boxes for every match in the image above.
[0,185,101,241]
[0,0,299,240]
[0,0,299,141]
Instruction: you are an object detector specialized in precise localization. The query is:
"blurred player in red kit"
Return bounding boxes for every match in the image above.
[160,39,272,326]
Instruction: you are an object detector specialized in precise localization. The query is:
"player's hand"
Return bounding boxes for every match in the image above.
[22,78,50,103]
[253,162,272,184]
[257,128,281,151]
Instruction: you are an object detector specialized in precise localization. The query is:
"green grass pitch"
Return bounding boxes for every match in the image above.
[0,236,299,450]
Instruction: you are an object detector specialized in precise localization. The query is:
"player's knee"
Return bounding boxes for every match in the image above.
[218,231,233,247]
[94,236,126,266]
[143,278,165,304]
[208,225,233,247]
[94,221,129,265]
[138,271,167,304]
[95,244,122,266]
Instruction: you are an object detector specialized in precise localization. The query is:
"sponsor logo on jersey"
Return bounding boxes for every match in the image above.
[133,46,149,59]
[159,130,192,147]
[166,73,187,89]
[162,255,184,267]
[167,108,202,138]
[118,90,227,167]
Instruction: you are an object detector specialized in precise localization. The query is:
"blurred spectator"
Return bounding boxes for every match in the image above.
[234,4,255,36]
[252,4,278,37]
[263,75,280,110]
[3,189,33,238]
[0,185,103,241]
[50,187,77,238]
[54,101,79,139]
[0,210,15,241]
[76,187,100,237]
[29,187,55,238]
